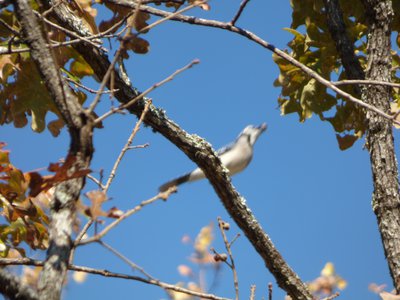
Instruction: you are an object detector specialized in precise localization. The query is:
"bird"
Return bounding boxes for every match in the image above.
[159,123,267,192]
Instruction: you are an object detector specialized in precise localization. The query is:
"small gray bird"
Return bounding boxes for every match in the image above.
[159,123,267,192]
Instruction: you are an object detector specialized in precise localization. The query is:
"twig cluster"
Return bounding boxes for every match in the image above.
[3,0,387,299]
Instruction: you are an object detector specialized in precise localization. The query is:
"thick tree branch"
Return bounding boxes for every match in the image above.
[13,1,94,299]
[44,1,313,299]
[0,268,38,300]
[323,2,400,290]
[361,0,400,292]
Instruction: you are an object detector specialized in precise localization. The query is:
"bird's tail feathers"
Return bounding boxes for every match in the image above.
[159,173,191,192]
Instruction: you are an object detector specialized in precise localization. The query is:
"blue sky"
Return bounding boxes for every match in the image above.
[2,1,396,299]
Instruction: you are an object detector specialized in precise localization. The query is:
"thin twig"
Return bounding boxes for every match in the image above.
[101,11,135,35]
[128,143,149,150]
[87,1,204,114]
[33,11,105,51]
[78,187,177,245]
[228,233,240,248]
[65,77,119,94]
[0,32,118,55]
[217,217,239,300]
[98,241,154,279]
[42,0,64,17]
[0,258,230,300]
[69,219,94,263]
[0,46,30,54]
[94,59,199,124]
[104,100,151,191]
[0,18,20,35]
[137,1,208,36]
[72,102,151,259]
[86,3,140,114]
[230,0,251,26]
[141,0,184,4]
[333,79,400,88]
[86,174,105,189]
[249,285,256,300]
[125,1,400,127]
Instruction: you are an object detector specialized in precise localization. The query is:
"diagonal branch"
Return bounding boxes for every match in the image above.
[13,1,94,299]
[103,100,152,191]
[78,187,176,245]
[230,0,251,26]
[44,2,313,299]
[110,0,398,126]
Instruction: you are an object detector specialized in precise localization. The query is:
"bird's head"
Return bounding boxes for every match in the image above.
[240,123,267,146]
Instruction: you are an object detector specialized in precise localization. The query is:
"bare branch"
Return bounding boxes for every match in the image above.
[112,0,399,126]
[85,4,137,114]
[98,241,155,279]
[86,1,205,114]
[229,233,240,248]
[78,187,177,245]
[94,59,199,124]
[104,100,151,191]
[13,1,94,299]
[74,121,146,257]
[66,77,119,94]
[34,11,105,51]
[46,2,313,298]
[333,79,400,89]
[0,31,118,55]
[217,218,239,300]
[0,18,20,35]
[72,102,151,256]
[230,0,251,26]
[86,174,105,189]
[0,258,230,300]
[136,0,208,35]
[128,143,149,149]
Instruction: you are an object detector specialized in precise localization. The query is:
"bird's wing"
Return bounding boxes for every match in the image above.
[216,141,235,156]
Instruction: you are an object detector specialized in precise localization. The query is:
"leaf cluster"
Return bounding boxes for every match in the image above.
[0,143,49,256]
[0,145,92,257]
[274,0,400,149]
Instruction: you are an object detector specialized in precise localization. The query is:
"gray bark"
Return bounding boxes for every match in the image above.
[362,0,400,292]
[13,0,94,299]
[42,1,313,299]
[324,0,400,291]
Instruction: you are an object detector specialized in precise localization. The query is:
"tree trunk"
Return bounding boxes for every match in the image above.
[362,0,400,292]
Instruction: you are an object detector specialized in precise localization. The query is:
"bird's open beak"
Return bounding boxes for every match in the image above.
[258,123,267,132]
